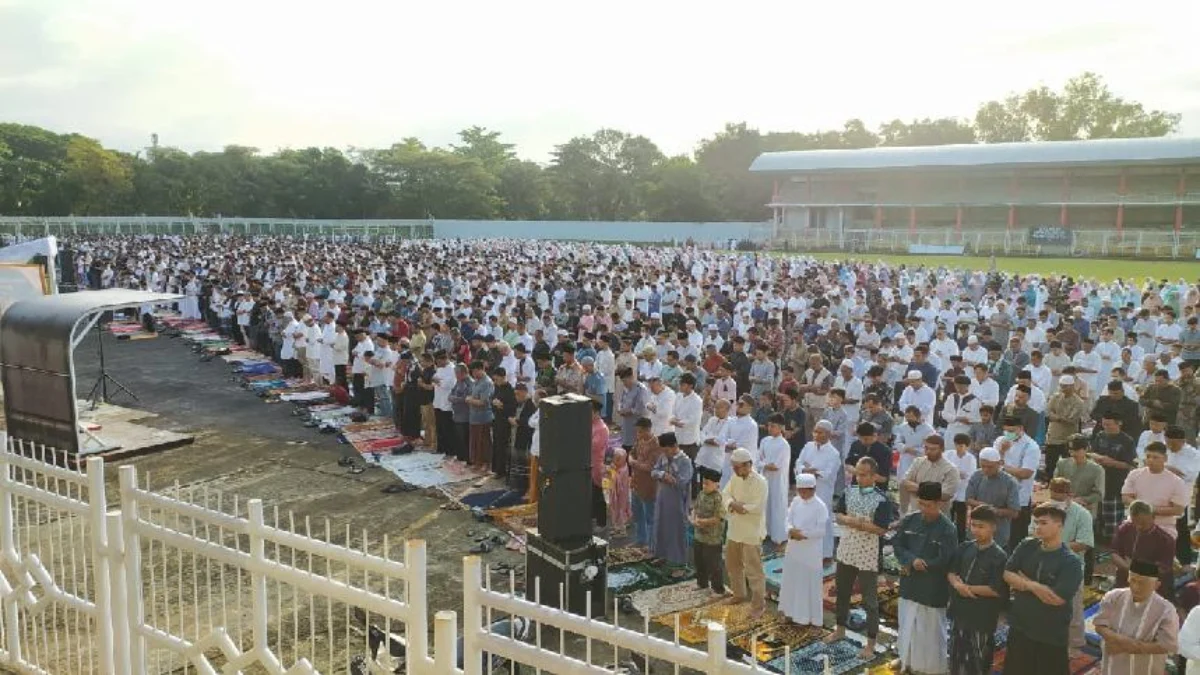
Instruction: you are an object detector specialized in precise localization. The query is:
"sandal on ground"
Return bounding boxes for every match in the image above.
[469,542,493,554]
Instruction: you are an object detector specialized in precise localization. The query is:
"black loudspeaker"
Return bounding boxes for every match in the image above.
[538,393,592,474]
[537,470,592,543]
[525,528,607,618]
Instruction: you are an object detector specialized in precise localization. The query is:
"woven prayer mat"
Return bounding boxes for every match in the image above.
[608,560,694,595]
[1081,584,1105,607]
[877,582,903,623]
[354,437,409,454]
[608,546,651,566]
[628,579,724,618]
[654,599,778,644]
[730,622,827,663]
[764,636,886,674]
[342,419,395,433]
[1069,648,1101,675]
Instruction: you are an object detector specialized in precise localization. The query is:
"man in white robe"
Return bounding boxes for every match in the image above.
[757,413,792,546]
[779,474,827,626]
[796,420,841,559]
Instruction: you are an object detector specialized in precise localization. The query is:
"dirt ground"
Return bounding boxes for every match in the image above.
[68,330,538,673]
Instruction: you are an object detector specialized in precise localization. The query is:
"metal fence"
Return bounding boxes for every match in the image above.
[0,431,778,675]
[774,227,1200,259]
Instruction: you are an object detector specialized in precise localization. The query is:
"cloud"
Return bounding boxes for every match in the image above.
[0,0,1198,163]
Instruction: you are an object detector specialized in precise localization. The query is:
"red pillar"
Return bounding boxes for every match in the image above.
[875,205,883,229]
[1060,171,1071,227]
[909,206,917,234]
[1117,169,1127,238]
[1177,170,1187,234]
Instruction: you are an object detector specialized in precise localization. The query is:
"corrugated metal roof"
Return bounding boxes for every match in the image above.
[748,136,1200,174]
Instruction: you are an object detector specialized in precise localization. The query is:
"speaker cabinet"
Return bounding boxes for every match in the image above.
[538,393,592,474]
[525,528,607,618]
[537,470,593,544]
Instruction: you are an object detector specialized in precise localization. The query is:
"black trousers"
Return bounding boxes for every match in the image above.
[435,409,456,457]
[591,483,607,528]
[693,542,725,592]
[1009,505,1032,552]
[1179,514,1196,566]
[1043,443,1067,480]
[455,422,471,463]
[1002,629,1067,675]
[492,421,511,477]
[334,364,347,388]
[359,383,375,414]
[232,322,245,345]
[834,562,879,639]
[352,373,367,404]
[392,392,404,429]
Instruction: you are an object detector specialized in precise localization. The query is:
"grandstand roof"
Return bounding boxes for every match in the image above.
[749,136,1200,174]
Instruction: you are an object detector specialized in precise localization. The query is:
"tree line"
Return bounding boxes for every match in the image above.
[0,73,1181,223]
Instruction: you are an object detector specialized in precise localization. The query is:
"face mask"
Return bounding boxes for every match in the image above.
[859,485,875,494]
[1003,431,1018,441]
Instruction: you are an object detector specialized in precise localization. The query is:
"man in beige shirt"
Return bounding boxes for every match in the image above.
[899,435,959,516]
[722,447,768,617]
[1044,375,1090,478]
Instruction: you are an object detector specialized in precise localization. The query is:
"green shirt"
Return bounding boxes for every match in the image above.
[1052,458,1105,515]
[893,512,958,608]
[1004,539,1083,647]
[692,490,725,545]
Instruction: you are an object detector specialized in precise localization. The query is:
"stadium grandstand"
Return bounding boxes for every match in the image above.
[750,136,1200,256]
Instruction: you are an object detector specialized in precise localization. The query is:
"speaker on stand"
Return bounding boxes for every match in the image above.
[526,393,608,617]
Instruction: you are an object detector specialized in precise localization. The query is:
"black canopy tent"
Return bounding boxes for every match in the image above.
[0,290,181,454]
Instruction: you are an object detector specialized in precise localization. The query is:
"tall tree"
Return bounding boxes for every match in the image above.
[645,156,723,222]
[367,140,500,219]
[497,160,550,220]
[549,129,664,220]
[877,118,976,146]
[452,126,516,174]
[973,72,1180,142]
[60,136,134,215]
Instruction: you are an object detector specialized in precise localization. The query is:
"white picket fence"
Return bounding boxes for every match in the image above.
[0,431,781,675]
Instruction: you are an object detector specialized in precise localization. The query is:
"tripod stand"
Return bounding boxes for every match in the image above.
[86,319,138,409]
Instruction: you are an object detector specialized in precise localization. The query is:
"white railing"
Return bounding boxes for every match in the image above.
[0,432,432,675]
[116,465,430,675]
[0,435,112,675]
[459,556,765,675]
[0,430,780,675]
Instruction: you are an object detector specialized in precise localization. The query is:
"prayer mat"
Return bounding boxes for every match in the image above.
[1069,648,1101,675]
[876,582,902,623]
[461,489,523,510]
[628,579,724,617]
[764,636,884,674]
[342,428,404,444]
[609,560,694,595]
[731,622,827,663]
[764,556,834,596]
[1083,600,1101,646]
[655,599,777,644]
[342,419,395,433]
[607,546,651,566]
[374,453,483,488]
[353,437,409,454]
[1081,584,1105,608]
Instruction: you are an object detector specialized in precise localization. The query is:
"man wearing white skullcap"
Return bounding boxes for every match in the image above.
[898,369,935,424]
[965,447,1022,546]
[1044,375,1090,475]
[779,472,827,626]
[722,447,768,618]
[797,420,841,559]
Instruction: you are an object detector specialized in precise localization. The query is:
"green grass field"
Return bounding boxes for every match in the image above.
[773,252,1200,283]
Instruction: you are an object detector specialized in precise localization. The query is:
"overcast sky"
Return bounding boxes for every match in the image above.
[2,0,1198,161]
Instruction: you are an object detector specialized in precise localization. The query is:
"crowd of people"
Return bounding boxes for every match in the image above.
[72,234,1200,674]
